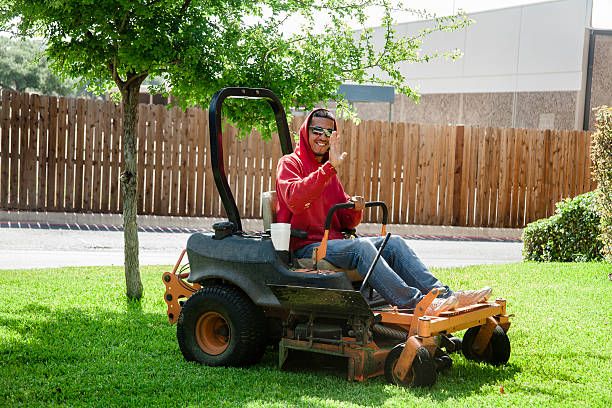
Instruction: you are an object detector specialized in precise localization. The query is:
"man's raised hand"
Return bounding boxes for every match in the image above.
[329,131,347,169]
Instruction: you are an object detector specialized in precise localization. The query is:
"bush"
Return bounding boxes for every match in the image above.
[591,106,612,262]
[522,191,603,262]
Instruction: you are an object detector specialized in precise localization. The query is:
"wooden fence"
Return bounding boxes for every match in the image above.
[0,90,596,228]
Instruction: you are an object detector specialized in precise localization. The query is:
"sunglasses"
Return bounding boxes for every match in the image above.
[309,126,334,137]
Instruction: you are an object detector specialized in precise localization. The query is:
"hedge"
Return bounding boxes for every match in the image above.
[591,106,612,262]
[522,191,603,262]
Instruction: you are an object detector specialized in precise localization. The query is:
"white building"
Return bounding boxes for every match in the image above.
[353,0,611,130]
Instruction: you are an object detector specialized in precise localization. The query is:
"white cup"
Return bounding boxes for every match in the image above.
[270,223,291,251]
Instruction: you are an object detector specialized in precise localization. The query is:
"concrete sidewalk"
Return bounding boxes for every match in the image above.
[0,211,524,270]
[0,210,524,240]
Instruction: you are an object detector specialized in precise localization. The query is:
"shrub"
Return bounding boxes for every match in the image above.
[591,106,612,262]
[522,191,603,262]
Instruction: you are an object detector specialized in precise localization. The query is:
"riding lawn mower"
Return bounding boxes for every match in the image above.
[162,88,512,387]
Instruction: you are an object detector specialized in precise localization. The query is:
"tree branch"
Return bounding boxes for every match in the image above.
[123,71,148,90]
[0,83,17,92]
[108,59,125,89]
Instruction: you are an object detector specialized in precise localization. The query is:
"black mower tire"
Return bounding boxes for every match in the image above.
[384,344,437,387]
[177,284,266,367]
[462,325,510,366]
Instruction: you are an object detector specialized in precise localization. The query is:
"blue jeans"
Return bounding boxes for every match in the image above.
[294,236,452,309]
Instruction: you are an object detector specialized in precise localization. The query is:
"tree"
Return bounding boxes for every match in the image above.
[1,0,469,300]
[0,36,81,95]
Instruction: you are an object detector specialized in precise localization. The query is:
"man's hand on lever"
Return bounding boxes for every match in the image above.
[350,195,365,211]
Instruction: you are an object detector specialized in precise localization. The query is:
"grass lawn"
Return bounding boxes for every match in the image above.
[1,262,611,407]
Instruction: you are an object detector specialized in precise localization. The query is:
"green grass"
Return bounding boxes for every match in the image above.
[1,262,611,407]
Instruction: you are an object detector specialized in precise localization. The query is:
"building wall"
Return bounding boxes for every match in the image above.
[589,33,612,128]
[351,0,600,130]
[354,90,578,129]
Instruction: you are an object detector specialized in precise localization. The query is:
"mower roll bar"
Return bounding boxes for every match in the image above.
[209,87,294,232]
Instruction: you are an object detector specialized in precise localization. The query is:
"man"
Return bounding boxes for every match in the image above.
[275,108,490,315]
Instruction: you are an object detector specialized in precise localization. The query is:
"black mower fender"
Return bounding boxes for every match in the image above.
[189,265,282,308]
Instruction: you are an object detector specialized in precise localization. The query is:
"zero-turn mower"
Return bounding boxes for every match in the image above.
[162,88,512,387]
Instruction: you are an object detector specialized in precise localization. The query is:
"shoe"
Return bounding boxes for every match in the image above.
[425,295,458,316]
[455,286,492,308]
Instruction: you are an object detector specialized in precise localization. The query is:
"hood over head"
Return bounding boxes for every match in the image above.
[295,108,337,164]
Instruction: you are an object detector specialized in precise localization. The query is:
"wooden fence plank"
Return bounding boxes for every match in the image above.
[473,128,485,226]
[152,105,164,214]
[185,108,196,216]
[354,121,368,199]
[428,125,441,224]
[9,92,21,208]
[563,130,572,199]
[382,121,394,221]
[534,129,547,220]
[582,132,591,193]
[109,103,121,213]
[543,129,554,217]
[451,125,464,225]
[55,97,68,210]
[415,125,428,224]
[527,129,539,223]
[347,120,358,196]
[568,131,579,198]
[497,128,512,226]
[25,94,40,209]
[488,127,501,226]
[197,110,207,216]
[46,96,59,210]
[99,101,111,212]
[178,109,189,215]
[36,94,48,210]
[140,105,151,214]
[17,93,29,208]
[137,104,147,214]
[405,124,419,224]
[244,131,254,218]
[390,122,402,223]
[73,98,85,211]
[65,98,77,211]
[0,91,10,208]
[92,100,105,212]
[83,99,96,211]
[370,121,382,221]
[161,106,173,215]
[252,131,263,218]
[458,126,472,226]
[574,130,586,200]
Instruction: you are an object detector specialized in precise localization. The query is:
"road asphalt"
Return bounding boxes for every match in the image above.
[0,226,523,270]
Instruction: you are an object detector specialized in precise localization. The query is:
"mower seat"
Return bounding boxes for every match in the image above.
[261,191,362,282]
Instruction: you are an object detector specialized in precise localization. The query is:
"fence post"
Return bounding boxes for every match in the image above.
[451,125,464,226]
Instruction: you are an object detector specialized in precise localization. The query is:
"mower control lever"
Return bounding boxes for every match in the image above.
[360,232,392,296]
[315,200,389,264]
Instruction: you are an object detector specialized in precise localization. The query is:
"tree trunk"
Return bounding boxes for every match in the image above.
[121,81,143,300]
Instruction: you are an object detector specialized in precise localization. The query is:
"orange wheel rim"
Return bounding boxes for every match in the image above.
[195,311,230,355]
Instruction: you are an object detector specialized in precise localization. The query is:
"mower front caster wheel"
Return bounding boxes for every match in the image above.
[462,325,510,365]
[177,285,266,367]
[384,344,437,387]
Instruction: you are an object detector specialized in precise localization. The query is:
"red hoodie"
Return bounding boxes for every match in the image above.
[275,109,362,251]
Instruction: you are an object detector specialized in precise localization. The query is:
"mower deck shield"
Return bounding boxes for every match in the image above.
[269,285,374,318]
